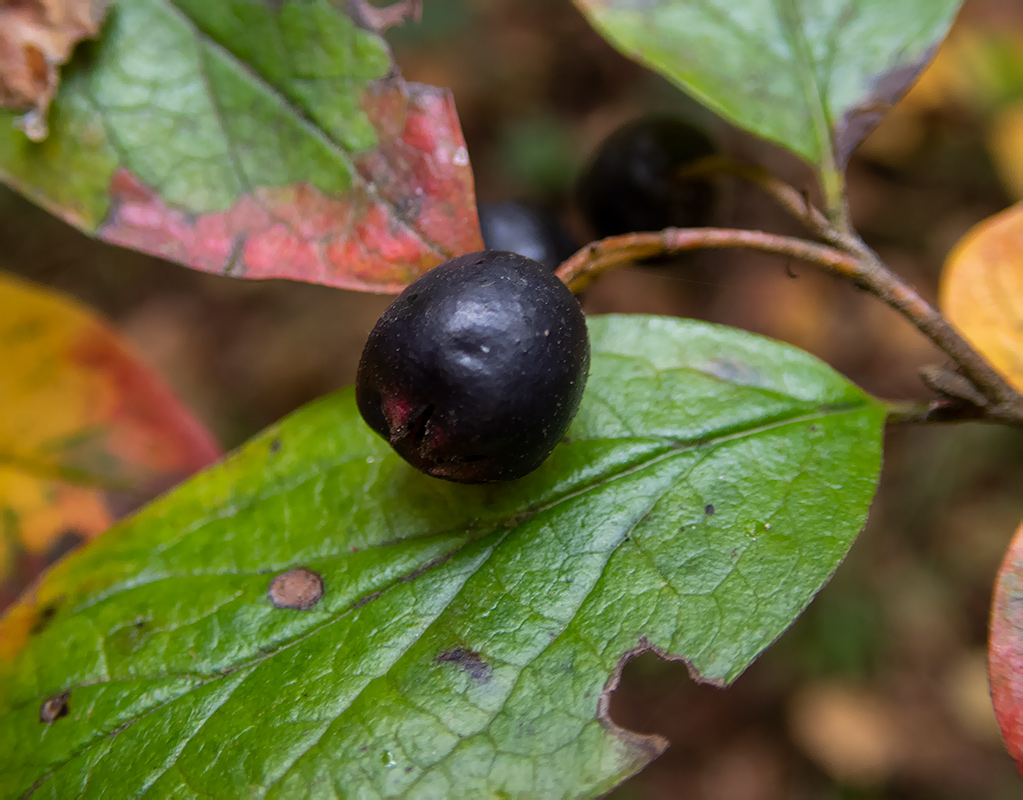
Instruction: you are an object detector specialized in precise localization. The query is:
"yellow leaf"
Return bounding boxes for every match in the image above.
[0,272,220,609]
[940,204,1023,391]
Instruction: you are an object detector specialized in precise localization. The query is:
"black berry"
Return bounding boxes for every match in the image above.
[577,116,716,238]
[478,200,578,270]
[356,250,590,483]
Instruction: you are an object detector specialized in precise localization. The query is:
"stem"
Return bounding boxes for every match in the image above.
[556,228,860,291]
[556,227,1023,428]
[847,243,1023,423]
[819,166,852,235]
[884,399,986,425]
[677,156,860,250]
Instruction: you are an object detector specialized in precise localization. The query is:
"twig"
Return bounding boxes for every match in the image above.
[846,241,1023,424]
[884,399,986,425]
[556,227,1023,428]
[676,156,859,250]
[556,227,860,290]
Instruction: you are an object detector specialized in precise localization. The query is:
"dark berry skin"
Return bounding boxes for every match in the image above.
[356,250,590,483]
[577,116,716,238]
[478,200,578,270]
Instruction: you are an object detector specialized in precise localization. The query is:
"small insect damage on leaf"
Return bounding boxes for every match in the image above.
[835,45,940,168]
[39,690,70,723]
[598,637,733,771]
[0,0,110,141]
[268,567,325,610]
[436,646,492,684]
[269,437,282,455]
[705,504,715,516]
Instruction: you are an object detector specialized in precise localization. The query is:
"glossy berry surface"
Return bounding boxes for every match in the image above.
[577,116,716,238]
[356,250,590,483]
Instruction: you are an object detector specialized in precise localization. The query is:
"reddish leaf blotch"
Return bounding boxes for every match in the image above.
[100,86,481,292]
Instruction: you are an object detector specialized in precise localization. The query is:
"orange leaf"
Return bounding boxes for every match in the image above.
[939,203,1023,391]
[0,272,220,611]
[0,0,109,140]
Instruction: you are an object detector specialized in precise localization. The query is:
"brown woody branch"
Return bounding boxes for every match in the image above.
[556,226,1023,428]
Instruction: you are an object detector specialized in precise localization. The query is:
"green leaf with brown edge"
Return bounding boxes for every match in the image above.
[573,0,962,182]
[0,315,886,797]
[0,271,220,612]
[0,0,482,292]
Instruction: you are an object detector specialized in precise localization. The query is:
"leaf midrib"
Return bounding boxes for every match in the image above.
[774,0,836,168]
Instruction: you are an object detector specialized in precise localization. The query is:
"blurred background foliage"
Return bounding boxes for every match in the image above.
[2,0,1023,796]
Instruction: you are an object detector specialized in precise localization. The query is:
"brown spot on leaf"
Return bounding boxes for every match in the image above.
[39,690,70,723]
[0,0,110,140]
[268,568,324,610]
[29,602,59,635]
[437,646,491,684]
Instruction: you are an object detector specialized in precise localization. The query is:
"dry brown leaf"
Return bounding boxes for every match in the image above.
[0,0,109,141]
[940,203,1023,391]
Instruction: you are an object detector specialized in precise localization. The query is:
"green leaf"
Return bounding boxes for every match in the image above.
[0,1,482,292]
[0,315,886,797]
[573,0,962,173]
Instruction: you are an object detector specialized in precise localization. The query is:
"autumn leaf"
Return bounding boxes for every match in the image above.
[0,0,109,141]
[0,271,220,611]
[0,1,482,292]
[940,203,1023,390]
[989,521,1023,775]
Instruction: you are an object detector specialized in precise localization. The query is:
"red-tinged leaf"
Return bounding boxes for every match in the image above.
[990,521,1023,774]
[0,272,221,612]
[0,1,481,292]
